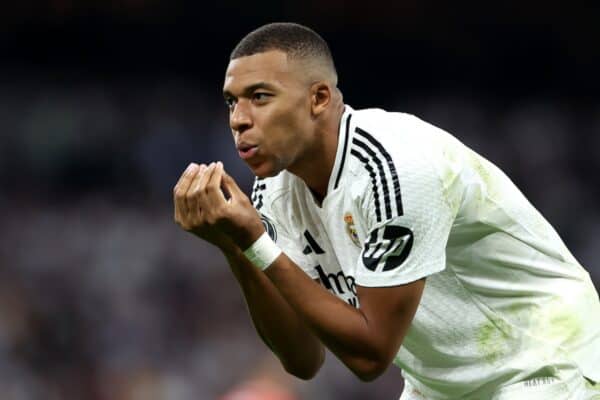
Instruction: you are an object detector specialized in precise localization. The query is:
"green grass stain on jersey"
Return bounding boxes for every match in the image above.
[476,317,513,364]
[507,297,582,346]
[477,297,584,367]
[473,158,492,187]
[545,303,582,344]
[468,150,497,196]
[439,148,463,213]
[528,296,584,349]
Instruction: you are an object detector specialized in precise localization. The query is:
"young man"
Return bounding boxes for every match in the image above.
[173,23,600,399]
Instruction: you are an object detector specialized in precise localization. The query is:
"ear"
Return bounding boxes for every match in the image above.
[310,82,332,117]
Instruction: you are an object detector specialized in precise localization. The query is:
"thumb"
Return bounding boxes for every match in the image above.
[221,170,245,200]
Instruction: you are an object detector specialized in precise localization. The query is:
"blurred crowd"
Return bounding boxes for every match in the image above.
[0,2,599,398]
[0,80,598,399]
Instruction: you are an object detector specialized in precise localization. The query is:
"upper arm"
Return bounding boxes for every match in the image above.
[346,121,459,367]
[356,279,426,365]
[352,122,458,288]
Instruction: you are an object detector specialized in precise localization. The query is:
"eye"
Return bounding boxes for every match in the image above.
[224,97,236,110]
[252,92,271,103]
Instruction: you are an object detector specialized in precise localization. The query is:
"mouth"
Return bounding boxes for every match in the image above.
[237,144,259,160]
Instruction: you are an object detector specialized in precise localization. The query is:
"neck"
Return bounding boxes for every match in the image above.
[291,102,345,200]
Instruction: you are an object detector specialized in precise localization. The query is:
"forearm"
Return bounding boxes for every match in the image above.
[223,247,325,379]
[264,254,401,381]
[172,163,395,379]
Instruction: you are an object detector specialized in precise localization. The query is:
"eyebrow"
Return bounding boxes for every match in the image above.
[223,81,278,99]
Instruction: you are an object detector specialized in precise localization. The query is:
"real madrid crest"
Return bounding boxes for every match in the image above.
[344,212,361,247]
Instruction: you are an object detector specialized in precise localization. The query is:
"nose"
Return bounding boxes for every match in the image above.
[229,100,252,134]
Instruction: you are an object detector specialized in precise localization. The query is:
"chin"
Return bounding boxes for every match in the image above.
[248,160,284,179]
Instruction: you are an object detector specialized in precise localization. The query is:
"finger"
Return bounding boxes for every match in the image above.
[195,162,218,209]
[174,162,200,194]
[186,164,208,216]
[204,161,227,206]
[221,168,245,201]
[174,162,200,217]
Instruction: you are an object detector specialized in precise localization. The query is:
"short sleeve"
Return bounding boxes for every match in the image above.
[251,178,317,278]
[353,130,457,287]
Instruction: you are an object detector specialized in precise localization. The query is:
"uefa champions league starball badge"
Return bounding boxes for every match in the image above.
[344,212,361,247]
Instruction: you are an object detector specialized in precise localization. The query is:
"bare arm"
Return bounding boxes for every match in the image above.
[218,164,424,381]
[173,162,324,379]
[175,162,424,381]
[223,247,325,379]
[265,253,425,381]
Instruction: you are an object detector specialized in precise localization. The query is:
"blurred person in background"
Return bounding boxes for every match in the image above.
[219,354,299,400]
[173,22,600,400]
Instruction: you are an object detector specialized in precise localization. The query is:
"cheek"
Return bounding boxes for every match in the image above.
[263,111,298,146]
[260,96,311,150]
[273,118,305,154]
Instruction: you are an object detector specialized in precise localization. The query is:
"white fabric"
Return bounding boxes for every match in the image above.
[242,231,282,270]
[251,105,600,398]
[400,368,600,400]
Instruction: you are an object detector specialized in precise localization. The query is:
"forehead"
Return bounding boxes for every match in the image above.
[223,50,299,93]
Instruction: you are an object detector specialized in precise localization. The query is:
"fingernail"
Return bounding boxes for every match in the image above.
[186,163,197,173]
[217,161,223,168]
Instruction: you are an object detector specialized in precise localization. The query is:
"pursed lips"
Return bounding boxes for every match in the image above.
[237,142,259,160]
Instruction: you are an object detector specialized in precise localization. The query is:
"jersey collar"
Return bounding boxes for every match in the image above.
[327,104,354,195]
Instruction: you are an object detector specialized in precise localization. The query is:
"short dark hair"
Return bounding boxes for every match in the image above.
[230,22,336,73]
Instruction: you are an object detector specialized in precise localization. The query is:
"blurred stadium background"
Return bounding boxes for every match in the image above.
[0,1,599,399]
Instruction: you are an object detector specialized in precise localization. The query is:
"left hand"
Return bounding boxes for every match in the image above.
[173,161,265,253]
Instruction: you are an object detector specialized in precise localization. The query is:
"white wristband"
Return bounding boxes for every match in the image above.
[243,232,282,270]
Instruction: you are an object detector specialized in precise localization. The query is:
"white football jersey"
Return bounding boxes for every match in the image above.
[251,105,600,399]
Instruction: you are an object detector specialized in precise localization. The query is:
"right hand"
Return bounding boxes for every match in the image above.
[173,162,264,253]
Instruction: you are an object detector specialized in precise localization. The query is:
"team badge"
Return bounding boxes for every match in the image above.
[344,212,361,247]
